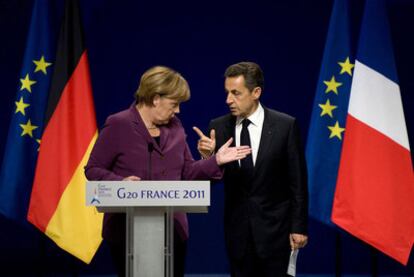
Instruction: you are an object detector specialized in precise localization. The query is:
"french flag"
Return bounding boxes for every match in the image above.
[331,0,414,265]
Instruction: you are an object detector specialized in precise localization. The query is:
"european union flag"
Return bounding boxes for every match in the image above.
[306,0,354,226]
[0,0,56,223]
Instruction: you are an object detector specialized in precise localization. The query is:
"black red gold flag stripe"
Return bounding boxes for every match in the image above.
[27,0,102,264]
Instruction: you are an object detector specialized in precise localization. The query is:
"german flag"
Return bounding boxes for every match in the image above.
[27,0,103,264]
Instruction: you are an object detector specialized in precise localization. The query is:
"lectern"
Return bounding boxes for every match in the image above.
[86,180,210,277]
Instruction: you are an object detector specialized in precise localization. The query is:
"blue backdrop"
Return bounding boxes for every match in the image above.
[0,0,413,275]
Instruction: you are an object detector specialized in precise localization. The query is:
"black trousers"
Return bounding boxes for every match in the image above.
[108,229,187,277]
[229,230,290,277]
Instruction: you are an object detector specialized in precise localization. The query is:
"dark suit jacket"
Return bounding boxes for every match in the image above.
[85,105,222,244]
[209,106,308,260]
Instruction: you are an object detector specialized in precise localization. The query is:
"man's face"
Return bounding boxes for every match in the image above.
[225,75,261,118]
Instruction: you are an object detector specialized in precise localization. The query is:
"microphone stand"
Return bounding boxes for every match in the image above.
[147,143,154,180]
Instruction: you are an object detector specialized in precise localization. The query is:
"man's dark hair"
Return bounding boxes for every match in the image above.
[224,62,264,92]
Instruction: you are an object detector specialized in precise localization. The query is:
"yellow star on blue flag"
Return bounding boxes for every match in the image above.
[20,74,37,93]
[33,55,52,75]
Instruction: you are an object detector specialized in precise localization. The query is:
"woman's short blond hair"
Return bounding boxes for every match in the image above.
[135,66,190,106]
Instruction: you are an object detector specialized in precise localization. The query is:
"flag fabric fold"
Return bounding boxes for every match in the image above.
[0,0,103,264]
[332,0,414,265]
[0,0,55,224]
[27,0,103,264]
[306,0,354,226]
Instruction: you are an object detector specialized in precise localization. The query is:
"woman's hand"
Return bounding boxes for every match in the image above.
[123,176,141,181]
[193,126,216,159]
[215,138,251,166]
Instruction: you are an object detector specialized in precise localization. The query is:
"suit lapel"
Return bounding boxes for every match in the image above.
[224,116,236,146]
[254,108,275,173]
[223,115,238,169]
[159,124,170,152]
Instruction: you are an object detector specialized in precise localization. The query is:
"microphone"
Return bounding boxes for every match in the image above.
[147,143,154,180]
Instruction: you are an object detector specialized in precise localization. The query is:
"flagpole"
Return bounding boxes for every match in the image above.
[36,232,47,277]
[335,231,342,277]
[370,246,378,277]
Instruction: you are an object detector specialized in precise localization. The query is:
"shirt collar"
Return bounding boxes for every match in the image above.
[236,103,264,127]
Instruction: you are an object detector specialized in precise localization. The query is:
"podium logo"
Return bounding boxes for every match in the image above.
[90,188,101,204]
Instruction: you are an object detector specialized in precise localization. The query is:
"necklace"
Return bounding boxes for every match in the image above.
[147,125,158,130]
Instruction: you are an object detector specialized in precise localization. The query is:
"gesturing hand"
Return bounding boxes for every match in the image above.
[193,126,216,159]
[215,137,252,166]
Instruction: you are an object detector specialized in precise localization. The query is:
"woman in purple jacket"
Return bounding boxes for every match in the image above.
[85,66,251,277]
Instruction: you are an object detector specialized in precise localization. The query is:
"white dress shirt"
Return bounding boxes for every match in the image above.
[235,103,264,166]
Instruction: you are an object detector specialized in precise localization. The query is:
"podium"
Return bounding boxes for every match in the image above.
[86,180,210,277]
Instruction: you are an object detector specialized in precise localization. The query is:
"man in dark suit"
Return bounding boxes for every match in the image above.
[194,62,308,276]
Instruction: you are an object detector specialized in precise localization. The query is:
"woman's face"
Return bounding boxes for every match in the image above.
[152,95,180,125]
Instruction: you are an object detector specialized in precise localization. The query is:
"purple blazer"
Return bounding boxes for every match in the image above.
[85,105,222,243]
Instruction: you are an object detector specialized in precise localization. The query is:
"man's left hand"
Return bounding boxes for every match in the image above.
[289,233,308,250]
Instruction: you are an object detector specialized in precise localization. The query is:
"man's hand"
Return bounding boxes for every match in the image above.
[289,233,308,250]
[193,126,216,158]
[123,176,141,181]
[215,138,251,166]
